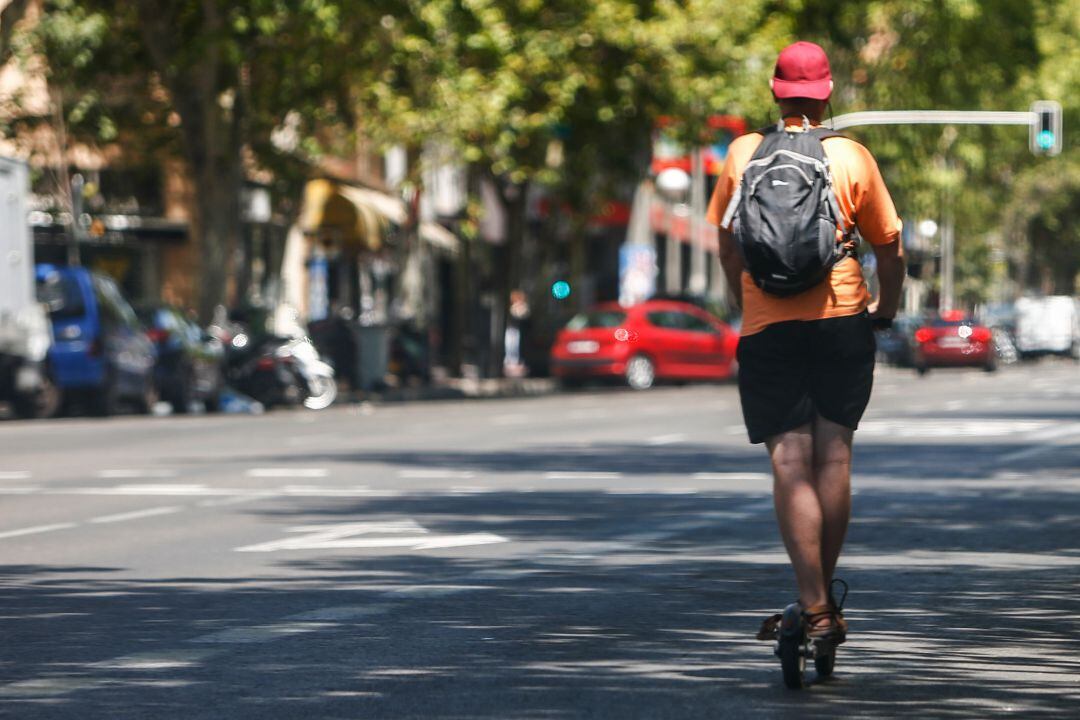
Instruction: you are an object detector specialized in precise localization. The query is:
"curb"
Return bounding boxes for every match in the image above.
[346,378,558,404]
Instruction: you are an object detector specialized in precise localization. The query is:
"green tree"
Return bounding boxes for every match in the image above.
[358,0,782,372]
[15,0,362,321]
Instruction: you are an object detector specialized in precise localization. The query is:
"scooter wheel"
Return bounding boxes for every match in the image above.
[778,635,805,689]
[814,648,835,678]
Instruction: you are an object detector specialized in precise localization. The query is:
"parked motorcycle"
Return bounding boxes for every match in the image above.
[216,325,337,410]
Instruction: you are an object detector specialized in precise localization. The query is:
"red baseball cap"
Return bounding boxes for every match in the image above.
[771,41,833,100]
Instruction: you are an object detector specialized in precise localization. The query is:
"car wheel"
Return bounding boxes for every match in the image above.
[915,363,929,377]
[92,373,120,417]
[12,376,61,420]
[138,378,160,415]
[983,356,998,373]
[625,355,655,391]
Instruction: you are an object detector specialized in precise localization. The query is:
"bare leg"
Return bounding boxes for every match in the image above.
[767,423,828,609]
[812,415,854,586]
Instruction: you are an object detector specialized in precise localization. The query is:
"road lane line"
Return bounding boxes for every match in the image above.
[692,472,772,481]
[96,469,178,479]
[198,492,281,508]
[0,471,32,480]
[246,468,329,478]
[398,469,476,479]
[543,472,623,480]
[0,522,77,540]
[646,433,687,446]
[90,506,184,524]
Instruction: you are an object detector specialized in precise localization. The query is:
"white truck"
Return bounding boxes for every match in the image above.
[0,156,53,417]
[1014,295,1080,359]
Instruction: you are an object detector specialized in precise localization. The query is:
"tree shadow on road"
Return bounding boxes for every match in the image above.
[2,473,1079,718]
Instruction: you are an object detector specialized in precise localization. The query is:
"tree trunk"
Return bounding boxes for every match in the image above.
[135,2,243,324]
[192,160,241,323]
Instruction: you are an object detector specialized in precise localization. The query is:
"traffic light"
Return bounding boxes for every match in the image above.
[1030,100,1062,156]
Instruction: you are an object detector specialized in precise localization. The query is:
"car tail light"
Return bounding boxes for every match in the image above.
[146,328,170,343]
[915,328,935,343]
[971,327,992,343]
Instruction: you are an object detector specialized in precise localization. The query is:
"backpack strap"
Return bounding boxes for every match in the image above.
[811,127,845,141]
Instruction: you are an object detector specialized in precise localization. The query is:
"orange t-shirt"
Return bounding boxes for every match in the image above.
[706,121,902,336]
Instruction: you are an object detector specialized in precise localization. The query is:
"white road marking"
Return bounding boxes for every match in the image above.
[646,433,687,446]
[398,469,476,480]
[412,533,507,550]
[543,472,623,480]
[0,486,39,494]
[86,484,213,495]
[859,419,1052,438]
[997,423,1080,462]
[235,520,507,553]
[0,471,32,480]
[449,486,491,494]
[281,484,378,496]
[246,467,329,478]
[197,492,281,508]
[692,472,772,481]
[96,469,178,479]
[944,400,967,411]
[0,522,77,540]
[90,506,183,524]
[90,648,218,670]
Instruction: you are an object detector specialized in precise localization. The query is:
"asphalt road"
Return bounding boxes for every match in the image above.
[2,360,1079,718]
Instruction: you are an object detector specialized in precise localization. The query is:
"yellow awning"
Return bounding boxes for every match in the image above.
[300,179,387,251]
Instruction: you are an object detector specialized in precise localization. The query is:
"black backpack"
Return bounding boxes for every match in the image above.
[719,123,852,297]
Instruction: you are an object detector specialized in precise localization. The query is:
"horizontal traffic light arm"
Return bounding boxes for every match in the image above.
[824,110,1035,130]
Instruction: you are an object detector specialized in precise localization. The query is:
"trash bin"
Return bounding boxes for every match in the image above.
[356,324,390,391]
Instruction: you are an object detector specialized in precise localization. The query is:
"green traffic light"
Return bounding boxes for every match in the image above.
[552,281,571,300]
[1037,130,1055,150]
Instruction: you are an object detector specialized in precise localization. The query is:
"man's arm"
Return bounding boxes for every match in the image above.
[869,239,905,319]
[717,229,744,310]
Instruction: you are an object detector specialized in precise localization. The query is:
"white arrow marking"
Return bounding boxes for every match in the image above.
[235,520,507,553]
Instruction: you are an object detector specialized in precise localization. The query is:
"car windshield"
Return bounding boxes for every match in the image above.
[38,274,85,319]
[565,310,626,330]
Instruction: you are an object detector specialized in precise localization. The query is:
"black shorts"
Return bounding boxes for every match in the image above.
[736,312,876,444]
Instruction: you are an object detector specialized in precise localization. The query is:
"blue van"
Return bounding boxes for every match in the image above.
[36,265,158,415]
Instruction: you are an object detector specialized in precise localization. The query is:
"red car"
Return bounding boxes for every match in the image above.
[913,311,996,375]
[550,299,739,390]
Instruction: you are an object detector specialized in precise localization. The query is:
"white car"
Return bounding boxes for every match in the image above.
[1014,296,1080,359]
